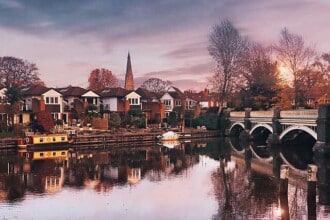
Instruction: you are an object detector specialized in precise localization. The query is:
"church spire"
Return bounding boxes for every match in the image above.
[124,52,134,90]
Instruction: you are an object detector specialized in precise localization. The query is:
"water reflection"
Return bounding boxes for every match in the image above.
[0,139,329,219]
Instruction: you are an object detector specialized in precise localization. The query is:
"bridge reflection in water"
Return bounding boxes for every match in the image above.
[0,138,329,219]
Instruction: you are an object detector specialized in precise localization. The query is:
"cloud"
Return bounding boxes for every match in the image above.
[1,0,330,90]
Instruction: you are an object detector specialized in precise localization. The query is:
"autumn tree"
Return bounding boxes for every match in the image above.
[240,43,281,110]
[208,20,248,113]
[141,78,172,93]
[88,68,118,91]
[273,28,316,108]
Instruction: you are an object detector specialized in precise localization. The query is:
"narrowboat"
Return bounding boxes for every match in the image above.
[17,133,69,149]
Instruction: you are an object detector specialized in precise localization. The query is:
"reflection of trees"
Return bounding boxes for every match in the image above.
[287,184,307,219]
[211,159,278,219]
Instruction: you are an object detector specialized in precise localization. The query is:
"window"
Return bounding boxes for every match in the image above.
[55,97,58,104]
[53,152,56,156]
[129,98,139,105]
[50,97,54,103]
[164,100,171,106]
[61,151,66,155]
[40,138,44,143]
[46,97,49,103]
[175,100,181,106]
[61,137,65,141]
[40,152,44,157]
[52,137,56,142]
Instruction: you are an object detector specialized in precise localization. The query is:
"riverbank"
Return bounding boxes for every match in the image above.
[0,128,221,151]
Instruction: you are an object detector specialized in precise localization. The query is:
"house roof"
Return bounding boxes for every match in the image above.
[98,87,129,98]
[21,85,51,96]
[57,86,87,97]
[166,86,185,100]
[135,87,157,100]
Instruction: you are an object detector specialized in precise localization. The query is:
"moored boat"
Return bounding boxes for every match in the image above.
[17,133,69,149]
[157,131,180,141]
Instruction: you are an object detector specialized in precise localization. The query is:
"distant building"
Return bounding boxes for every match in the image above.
[124,52,134,90]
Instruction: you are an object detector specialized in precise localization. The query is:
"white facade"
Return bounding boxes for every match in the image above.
[81,91,100,106]
[43,89,64,120]
[126,91,141,107]
[102,97,118,112]
[0,88,7,104]
[160,93,174,116]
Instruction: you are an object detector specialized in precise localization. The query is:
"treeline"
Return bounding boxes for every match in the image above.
[208,20,330,110]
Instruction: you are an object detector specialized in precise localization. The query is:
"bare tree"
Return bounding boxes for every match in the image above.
[273,28,316,107]
[208,20,248,113]
[88,68,118,91]
[0,56,44,88]
[141,78,172,93]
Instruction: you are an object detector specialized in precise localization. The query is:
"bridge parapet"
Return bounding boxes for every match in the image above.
[250,111,273,118]
[229,111,245,118]
[280,110,318,119]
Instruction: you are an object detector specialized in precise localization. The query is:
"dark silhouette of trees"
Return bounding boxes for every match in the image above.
[273,28,316,108]
[208,20,248,113]
[0,56,44,88]
[240,43,282,110]
[88,68,118,91]
[141,78,172,93]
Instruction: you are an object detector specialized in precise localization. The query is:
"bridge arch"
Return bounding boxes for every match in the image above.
[250,123,273,135]
[279,125,317,140]
[229,122,245,137]
[279,125,317,170]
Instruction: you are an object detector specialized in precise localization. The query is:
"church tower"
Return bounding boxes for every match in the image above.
[124,52,134,90]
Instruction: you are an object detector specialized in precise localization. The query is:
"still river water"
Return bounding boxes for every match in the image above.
[0,138,330,220]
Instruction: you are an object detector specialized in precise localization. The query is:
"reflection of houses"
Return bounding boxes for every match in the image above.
[127,167,141,185]
[44,167,64,194]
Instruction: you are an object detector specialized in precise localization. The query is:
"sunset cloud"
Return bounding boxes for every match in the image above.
[0,0,329,91]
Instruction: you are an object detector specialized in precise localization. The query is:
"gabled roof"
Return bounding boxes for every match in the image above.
[57,86,87,97]
[135,87,157,100]
[21,85,51,96]
[167,86,184,99]
[98,87,129,98]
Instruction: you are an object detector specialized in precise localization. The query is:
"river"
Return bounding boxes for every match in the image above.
[0,138,329,219]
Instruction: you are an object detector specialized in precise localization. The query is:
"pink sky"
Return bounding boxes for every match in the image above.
[0,0,329,91]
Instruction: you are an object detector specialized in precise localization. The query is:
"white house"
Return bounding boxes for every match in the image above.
[21,85,64,122]
[99,87,128,112]
[0,88,8,124]
[160,87,184,118]
[125,91,141,109]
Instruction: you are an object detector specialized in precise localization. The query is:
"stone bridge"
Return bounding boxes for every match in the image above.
[226,105,330,175]
[228,108,318,142]
[226,105,330,204]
